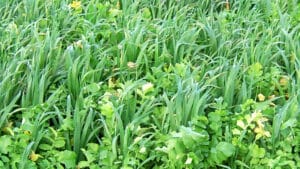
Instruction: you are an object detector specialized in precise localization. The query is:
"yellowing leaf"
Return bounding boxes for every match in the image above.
[237,120,246,129]
[251,110,262,120]
[3,127,14,136]
[69,1,81,10]
[24,130,31,135]
[185,157,193,165]
[109,8,122,17]
[108,78,116,88]
[142,82,154,94]
[257,93,265,102]
[133,137,142,144]
[254,127,271,140]
[30,151,43,162]
[74,40,83,48]
[279,76,289,86]
[139,147,146,154]
[127,62,136,69]
[232,128,241,135]
[268,95,275,100]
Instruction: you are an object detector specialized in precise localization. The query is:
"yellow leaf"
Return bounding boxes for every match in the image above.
[237,120,246,129]
[133,137,142,144]
[254,127,263,134]
[269,102,276,107]
[30,151,43,162]
[185,157,193,165]
[69,1,81,10]
[139,147,146,154]
[109,8,122,17]
[264,131,271,137]
[127,62,136,69]
[268,95,275,100]
[24,130,31,135]
[232,128,241,135]
[2,127,14,136]
[279,76,289,86]
[142,82,154,94]
[74,40,83,48]
[257,93,265,102]
[251,110,262,120]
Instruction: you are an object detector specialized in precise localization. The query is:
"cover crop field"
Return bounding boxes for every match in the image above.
[0,0,300,168]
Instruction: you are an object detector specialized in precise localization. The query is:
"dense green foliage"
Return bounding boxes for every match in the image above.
[1,0,300,168]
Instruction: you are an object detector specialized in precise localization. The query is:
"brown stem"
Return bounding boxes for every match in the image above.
[226,0,230,10]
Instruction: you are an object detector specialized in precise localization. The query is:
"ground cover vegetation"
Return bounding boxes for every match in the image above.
[0,0,300,168]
